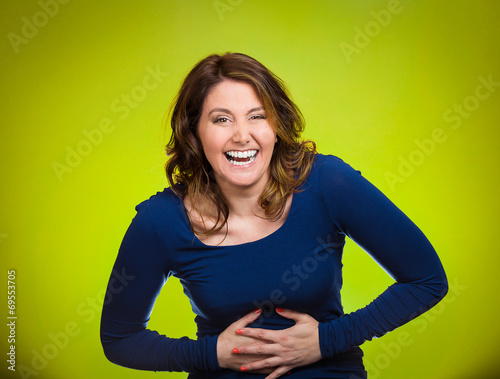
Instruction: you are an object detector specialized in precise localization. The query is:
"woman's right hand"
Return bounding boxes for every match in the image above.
[217,309,275,374]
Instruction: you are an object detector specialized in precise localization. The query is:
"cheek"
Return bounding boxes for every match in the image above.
[260,129,278,151]
[199,128,225,159]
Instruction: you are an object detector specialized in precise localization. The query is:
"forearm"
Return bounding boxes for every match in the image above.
[318,274,448,358]
[100,325,220,372]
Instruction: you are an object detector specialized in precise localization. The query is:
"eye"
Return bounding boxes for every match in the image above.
[249,114,266,120]
[214,117,230,124]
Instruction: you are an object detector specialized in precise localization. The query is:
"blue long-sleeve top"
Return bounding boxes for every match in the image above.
[100,154,448,378]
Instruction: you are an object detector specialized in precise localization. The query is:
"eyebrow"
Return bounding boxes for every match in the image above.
[208,106,265,116]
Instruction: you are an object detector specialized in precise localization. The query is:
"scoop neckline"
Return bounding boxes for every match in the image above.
[177,193,296,248]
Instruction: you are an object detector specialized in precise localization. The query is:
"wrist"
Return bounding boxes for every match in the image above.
[215,333,230,369]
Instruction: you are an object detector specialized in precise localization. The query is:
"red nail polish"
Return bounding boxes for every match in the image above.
[254,308,262,314]
[232,348,239,354]
[236,329,243,335]
[240,366,247,372]
[276,307,284,313]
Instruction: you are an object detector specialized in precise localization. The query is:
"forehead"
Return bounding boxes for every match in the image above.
[203,80,262,111]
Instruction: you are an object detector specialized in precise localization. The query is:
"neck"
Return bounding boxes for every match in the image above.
[220,183,266,218]
[216,177,268,218]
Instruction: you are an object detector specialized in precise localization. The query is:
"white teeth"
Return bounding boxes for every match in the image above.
[225,150,257,158]
[224,150,258,166]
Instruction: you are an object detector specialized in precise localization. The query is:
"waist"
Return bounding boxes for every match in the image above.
[189,347,366,378]
[192,313,365,378]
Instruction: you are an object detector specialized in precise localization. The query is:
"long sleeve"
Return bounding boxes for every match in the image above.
[317,156,448,358]
[99,200,220,373]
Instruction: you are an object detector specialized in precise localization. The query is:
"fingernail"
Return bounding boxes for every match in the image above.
[276,307,284,313]
[236,329,243,335]
[232,348,239,354]
[240,366,247,372]
[254,308,262,314]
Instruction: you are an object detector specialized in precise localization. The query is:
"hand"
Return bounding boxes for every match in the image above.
[233,308,322,379]
[217,309,275,374]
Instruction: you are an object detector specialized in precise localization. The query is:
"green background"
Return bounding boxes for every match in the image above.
[1,0,499,378]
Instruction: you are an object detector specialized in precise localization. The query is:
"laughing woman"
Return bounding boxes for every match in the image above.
[100,53,447,378]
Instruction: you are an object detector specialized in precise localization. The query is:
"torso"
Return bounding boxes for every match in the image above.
[142,154,365,374]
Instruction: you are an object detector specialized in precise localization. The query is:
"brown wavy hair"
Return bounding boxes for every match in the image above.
[165,52,316,236]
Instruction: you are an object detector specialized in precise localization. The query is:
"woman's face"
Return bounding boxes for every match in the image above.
[198,79,277,193]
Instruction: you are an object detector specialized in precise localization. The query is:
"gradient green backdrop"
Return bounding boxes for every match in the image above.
[1,1,499,378]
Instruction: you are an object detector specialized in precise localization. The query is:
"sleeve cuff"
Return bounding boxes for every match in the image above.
[318,316,355,359]
[319,320,336,359]
[203,334,221,371]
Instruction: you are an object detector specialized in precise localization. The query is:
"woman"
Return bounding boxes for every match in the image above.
[100,52,448,378]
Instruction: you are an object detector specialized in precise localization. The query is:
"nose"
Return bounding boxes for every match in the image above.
[232,122,251,144]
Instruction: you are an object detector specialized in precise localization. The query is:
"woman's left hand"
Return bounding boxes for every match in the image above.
[232,308,322,378]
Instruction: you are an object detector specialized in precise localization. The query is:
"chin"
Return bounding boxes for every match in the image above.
[218,167,268,189]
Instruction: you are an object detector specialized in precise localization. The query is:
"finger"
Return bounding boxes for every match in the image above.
[264,365,294,379]
[234,308,262,329]
[234,342,279,356]
[240,356,282,372]
[238,326,277,342]
[275,307,308,322]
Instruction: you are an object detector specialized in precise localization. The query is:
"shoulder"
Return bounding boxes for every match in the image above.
[309,153,362,186]
[135,187,184,222]
[131,187,190,250]
[312,153,358,170]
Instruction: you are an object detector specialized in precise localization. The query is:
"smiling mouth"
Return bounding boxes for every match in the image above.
[224,150,258,166]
